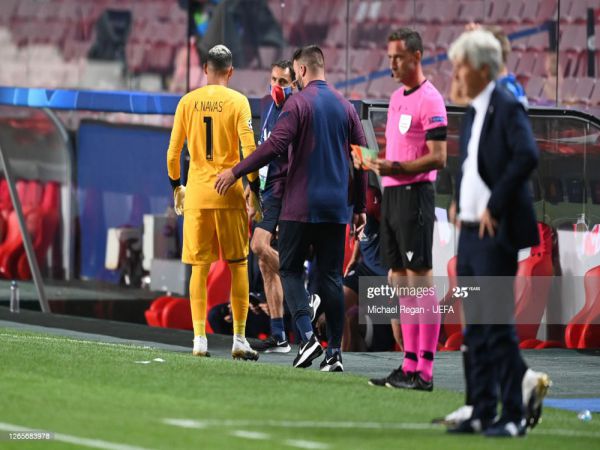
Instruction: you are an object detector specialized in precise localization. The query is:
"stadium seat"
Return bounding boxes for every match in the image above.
[161,297,193,330]
[504,0,525,23]
[536,0,558,21]
[535,340,564,349]
[565,265,600,348]
[514,223,554,341]
[486,0,510,23]
[527,31,550,52]
[435,26,463,52]
[16,182,61,280]
[519,338,542,349]
[442,331,463,352]
[591,81,600,106]
[0,180,42,279]
[562,0,596,24]
[144,260,230,332]
[206,259,232,311]
[457,0,485,24]
[561,25,587,52]
[418,1,460,24]
[440,256,463,351]
[366,76,397,99]
[560,78,579,104]
[526,76,546,102]
[572,77,596,106]
[324,24,346,48]
[145,295,176,327]
[0,0,18,26]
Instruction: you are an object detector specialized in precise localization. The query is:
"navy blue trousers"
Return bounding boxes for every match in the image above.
[457,226,527,425]
[278,221,346,349]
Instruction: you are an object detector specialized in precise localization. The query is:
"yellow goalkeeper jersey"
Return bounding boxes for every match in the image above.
[167,84,257,210]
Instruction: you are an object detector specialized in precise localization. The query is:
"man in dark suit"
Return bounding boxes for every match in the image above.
[447,29,540,438]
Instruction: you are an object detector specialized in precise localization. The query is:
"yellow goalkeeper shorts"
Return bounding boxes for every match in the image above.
[182,209,249,264]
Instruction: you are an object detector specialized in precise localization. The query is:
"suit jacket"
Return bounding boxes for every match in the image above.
[455,86,539,251]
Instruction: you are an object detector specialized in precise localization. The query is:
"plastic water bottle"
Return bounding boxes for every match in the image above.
[577,410,592,422]
[575,213,588,233]
[9,280,19,313]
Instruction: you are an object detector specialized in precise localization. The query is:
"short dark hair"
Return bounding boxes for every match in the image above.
[388,28,424,55]
[271,59,295,82]
[292,45,324,72]
[207,44,232,73]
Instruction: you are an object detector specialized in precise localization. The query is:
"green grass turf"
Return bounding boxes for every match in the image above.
[0,328,599,450]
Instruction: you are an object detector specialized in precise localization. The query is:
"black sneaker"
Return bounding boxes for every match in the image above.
[484,420,526,438]
[384,369,415,389]
[251,336,291,353]
[386,371,434,391]
[320,352,344,372]
[447,418,490,435]
[292,334,323,368]
[413,372,434,392]
[368,366,403,387]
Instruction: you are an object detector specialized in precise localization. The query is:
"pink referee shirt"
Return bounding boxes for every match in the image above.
[383,80,447,187]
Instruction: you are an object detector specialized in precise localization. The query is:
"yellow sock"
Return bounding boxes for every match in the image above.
[189,263,210,337]
[228,259,249,336]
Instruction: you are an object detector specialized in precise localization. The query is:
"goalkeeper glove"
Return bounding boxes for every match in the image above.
[173,185,185,215]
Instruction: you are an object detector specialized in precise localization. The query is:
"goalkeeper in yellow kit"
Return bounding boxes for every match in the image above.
[167,44,259,360]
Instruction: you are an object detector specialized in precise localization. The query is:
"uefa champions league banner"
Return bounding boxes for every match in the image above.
[0,86,180,114]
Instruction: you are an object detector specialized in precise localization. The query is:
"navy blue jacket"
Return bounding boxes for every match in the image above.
[456,86,539,251]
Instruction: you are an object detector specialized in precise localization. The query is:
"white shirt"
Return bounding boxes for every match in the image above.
[459,81,495,222]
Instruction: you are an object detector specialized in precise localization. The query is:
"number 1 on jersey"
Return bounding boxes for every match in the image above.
[203,116,213,160]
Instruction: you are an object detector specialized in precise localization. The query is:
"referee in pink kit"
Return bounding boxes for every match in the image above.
[362,28,447,391]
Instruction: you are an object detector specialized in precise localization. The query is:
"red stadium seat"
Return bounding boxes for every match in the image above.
[561,25,587,52]
[442,331,463,351]
[572,77,596,106]
[457,0,485,24]
[486,0,510,23]
[514,223,554,341]
[206,259,232,311]
[519,338,542,349]
[440,256,463,350]
[145,295,176,327]
[591,81,600,106]
[504,0,525,23]
[144,260,231,332]
[0,180,43,279]
[535,340,564,349]
[16,182,61,279]
[161,297,193,330]
[526,76,546,102]
[565,265,600,348]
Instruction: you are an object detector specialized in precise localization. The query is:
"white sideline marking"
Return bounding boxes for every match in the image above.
[230,430,270,440]
[163,418,435,431]
[0,422,154,450]
[284,439,330,449]
[163,418,600,439]
[0,333,155,350]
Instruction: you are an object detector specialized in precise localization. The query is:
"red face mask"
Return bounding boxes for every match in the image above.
[270,84,292,106]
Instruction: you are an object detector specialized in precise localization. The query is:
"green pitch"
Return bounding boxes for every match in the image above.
[0,328,598,450]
